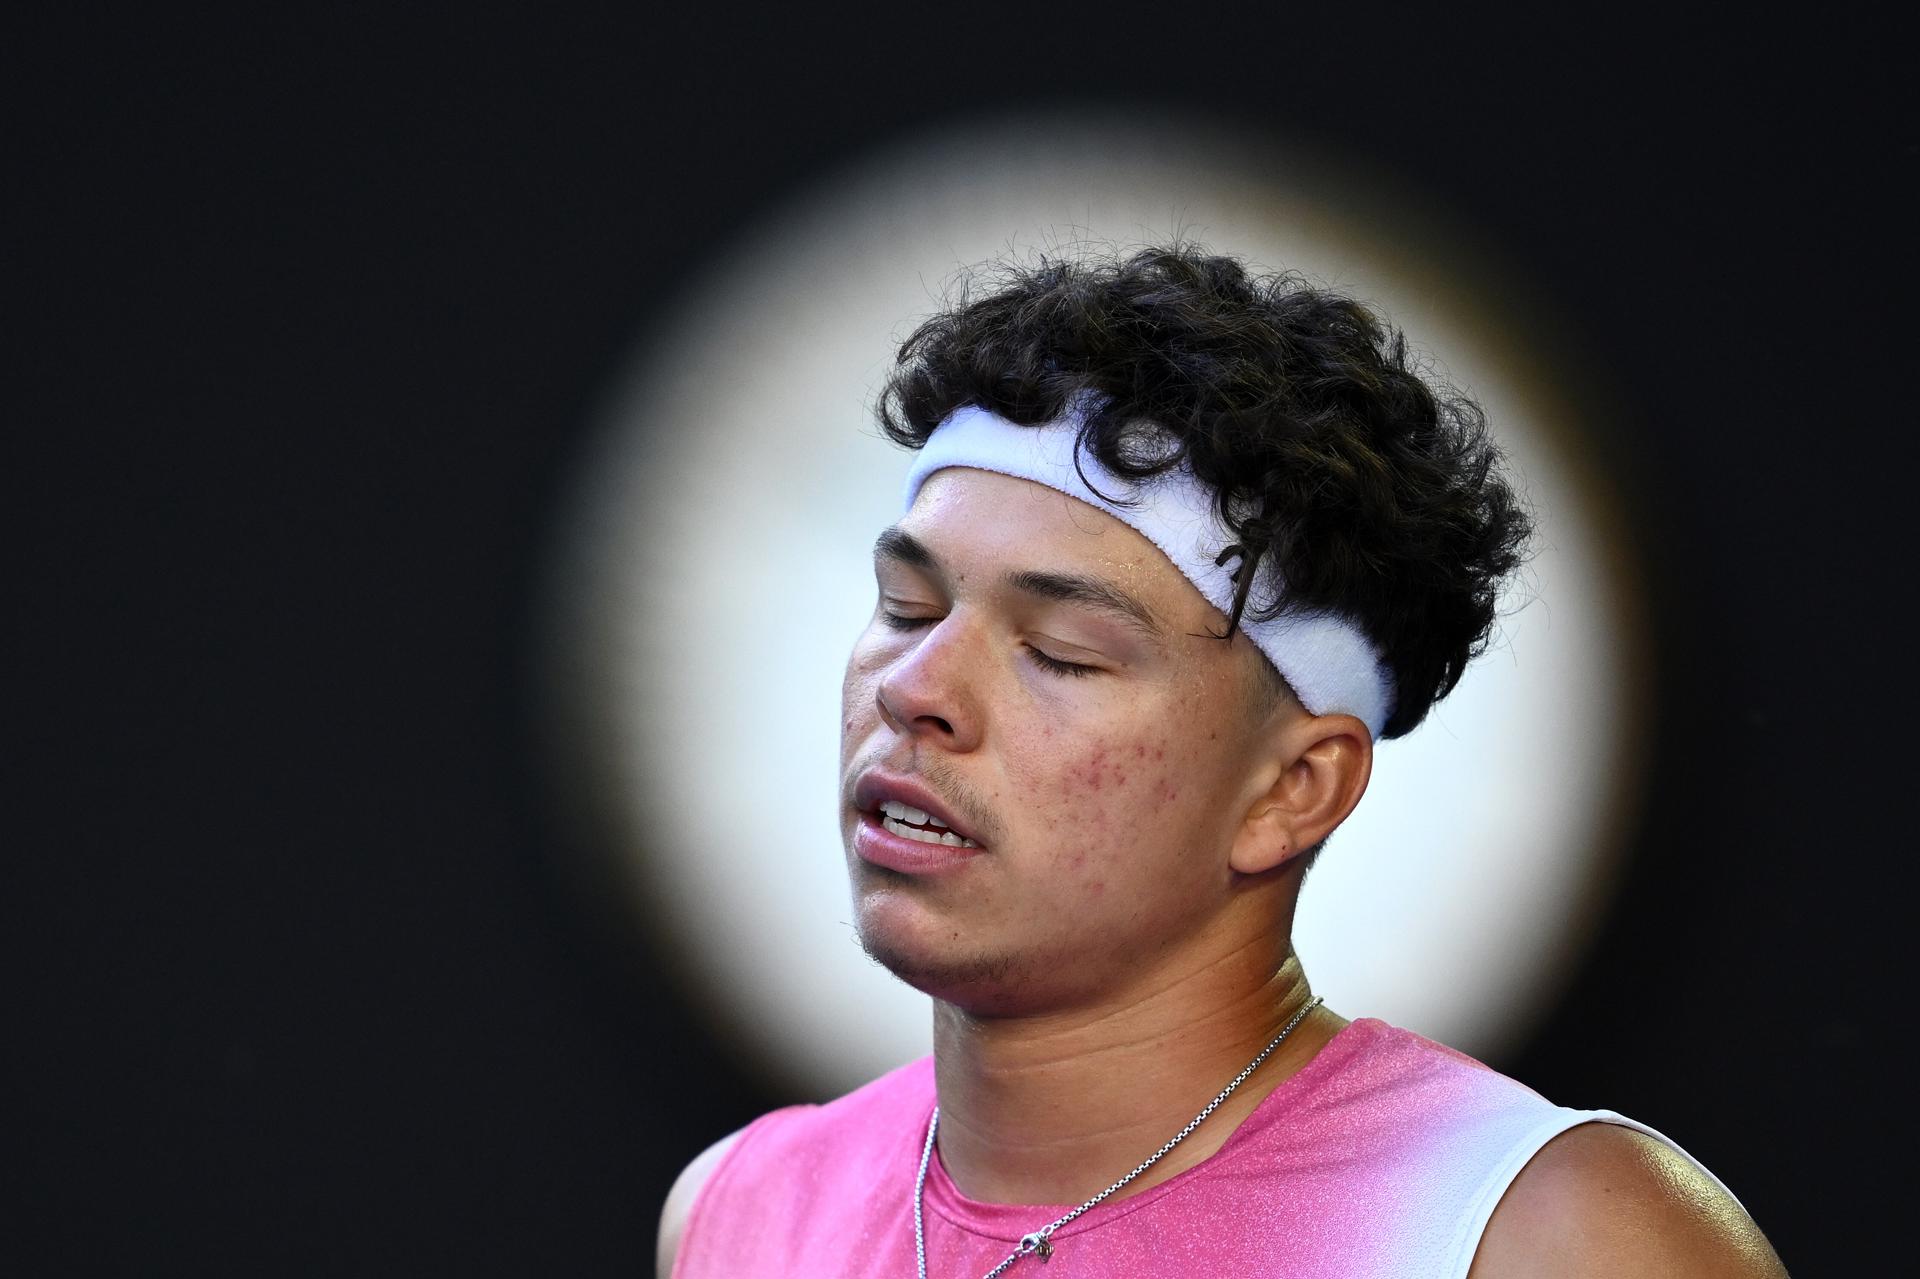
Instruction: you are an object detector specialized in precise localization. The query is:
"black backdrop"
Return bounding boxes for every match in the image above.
[11,8,1910,1274]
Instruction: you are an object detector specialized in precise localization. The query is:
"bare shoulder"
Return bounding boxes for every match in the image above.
[1469,1121,1788,1278]
[654,1130,743,1279]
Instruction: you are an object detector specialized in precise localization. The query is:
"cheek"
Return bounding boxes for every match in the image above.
[1026,730,1189,872]
[840,638,888,741]
[840,658,868,719]
[1059,737,1178,802]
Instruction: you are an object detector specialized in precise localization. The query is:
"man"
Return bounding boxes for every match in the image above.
[657,246,1787,1276]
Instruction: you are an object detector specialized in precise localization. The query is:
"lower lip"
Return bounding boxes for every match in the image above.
[853,812,985,875]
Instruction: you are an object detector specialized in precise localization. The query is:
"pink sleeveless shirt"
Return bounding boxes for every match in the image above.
[674,1018,1733,1278]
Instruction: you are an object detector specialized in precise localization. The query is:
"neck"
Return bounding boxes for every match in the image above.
[929,938,1340,1208]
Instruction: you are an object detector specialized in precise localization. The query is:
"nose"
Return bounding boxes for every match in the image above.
[875,616,983,752]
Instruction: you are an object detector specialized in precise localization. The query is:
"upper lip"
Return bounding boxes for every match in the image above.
[852,770,984,846]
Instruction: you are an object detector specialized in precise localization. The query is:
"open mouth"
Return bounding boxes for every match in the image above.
[877,799,979,848]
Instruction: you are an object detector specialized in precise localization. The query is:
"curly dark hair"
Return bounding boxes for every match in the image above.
[876,244,1532,739]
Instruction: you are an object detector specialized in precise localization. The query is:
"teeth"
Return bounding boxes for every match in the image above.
[880,799,950,830]
[879,810,978,848]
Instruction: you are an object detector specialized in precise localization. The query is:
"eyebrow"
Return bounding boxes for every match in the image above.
[874,525,1166,640]
[873,526,936,568]
[1005,569,1165,639]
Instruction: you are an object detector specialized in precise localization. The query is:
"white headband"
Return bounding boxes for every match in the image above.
[902,404,1393,739]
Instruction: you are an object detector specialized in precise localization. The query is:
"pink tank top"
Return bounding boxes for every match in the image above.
[674,1018,1731,1278]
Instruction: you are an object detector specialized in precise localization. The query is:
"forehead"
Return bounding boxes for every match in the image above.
[899,468,1209,610]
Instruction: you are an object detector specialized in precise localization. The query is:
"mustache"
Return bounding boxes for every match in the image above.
[848,750,1000,847]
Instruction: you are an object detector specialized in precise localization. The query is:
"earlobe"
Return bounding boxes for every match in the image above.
[1227,715,1373,876]
[1228,799,1300,876]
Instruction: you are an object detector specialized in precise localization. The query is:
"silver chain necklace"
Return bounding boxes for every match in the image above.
[913,995,1322,1279]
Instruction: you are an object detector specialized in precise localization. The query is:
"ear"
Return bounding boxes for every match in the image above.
[1228,714,1374,875]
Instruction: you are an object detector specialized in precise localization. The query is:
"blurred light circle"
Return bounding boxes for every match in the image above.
[543,113,1649,1098]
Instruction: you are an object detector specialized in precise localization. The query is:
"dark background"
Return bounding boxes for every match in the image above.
[11,8,1909,1274]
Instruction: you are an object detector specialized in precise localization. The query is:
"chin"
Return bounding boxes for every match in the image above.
[853,906,1066,1017]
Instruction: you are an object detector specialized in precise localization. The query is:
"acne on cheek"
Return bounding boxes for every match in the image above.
[1030,735,1186,884]
[1129,741,1178,801]
[1055,846,1103,897]
[1058,738,1179,802]
[1071,748,1118,792]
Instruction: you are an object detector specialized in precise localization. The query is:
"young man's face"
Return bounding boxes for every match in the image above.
[839,467,1291,1014]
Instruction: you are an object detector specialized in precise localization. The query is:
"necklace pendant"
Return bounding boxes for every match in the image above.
[1018,1232,1053,1261]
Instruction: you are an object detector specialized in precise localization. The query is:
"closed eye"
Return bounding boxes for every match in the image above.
[879,605,941,631]
[877,597,1100,676]
[1026,646,1098,677]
